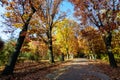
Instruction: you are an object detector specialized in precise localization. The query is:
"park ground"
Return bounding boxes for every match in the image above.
[0,58,120,80]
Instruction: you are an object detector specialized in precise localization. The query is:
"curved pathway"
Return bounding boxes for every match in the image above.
[46,58,111,80]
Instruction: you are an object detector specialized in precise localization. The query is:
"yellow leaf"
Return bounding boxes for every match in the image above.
[6,6,13,10]
[117,12,120,19]
[4,12,11,18]
[22,14,29,20]
[12,23,23,28]
[30,20,38,25]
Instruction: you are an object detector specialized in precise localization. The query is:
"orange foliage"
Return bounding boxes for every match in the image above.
[69,0,120,32]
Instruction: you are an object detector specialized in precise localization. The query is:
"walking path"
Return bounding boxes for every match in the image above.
[46,58,111,80]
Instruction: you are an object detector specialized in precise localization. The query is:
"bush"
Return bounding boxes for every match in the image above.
[0,40,15,66]
[114,54,120,63]
[96,53,108,61]
[18,52,40,62]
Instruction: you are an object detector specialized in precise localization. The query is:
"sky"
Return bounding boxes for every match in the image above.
[60,0,74,19]
[0,5,10,41]
[0,0,75,41]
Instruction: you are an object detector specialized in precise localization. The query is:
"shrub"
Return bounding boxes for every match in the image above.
[0,40,15,66]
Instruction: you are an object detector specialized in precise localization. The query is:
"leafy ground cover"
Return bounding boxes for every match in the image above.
[0,59,119,80]
[0,60,71,80]
[94,61,120,80]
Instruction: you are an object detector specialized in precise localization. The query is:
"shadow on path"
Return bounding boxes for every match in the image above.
[46,58,111,80]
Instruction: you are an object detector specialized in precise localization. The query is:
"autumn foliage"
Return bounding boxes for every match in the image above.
[0,0,120,77]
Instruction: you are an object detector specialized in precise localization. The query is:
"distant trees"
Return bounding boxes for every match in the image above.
[69,0,120,68]
[80,26,106,55]
[55,19,78,58]
[55,19,79,59]
[78,26,107,59]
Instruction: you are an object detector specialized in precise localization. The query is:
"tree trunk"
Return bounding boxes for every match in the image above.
[66,48,69,59]
[60,53,64,61]
[2,28,27,75]
[2,12,34,75]
[47,28,54,63]
[104,32,117,68]
[47,39,54,63]
[67,54,70,59]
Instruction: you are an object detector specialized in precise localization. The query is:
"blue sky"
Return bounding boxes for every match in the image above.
[60,0,74,19]
[0,5,10,41]
[0,0,75,41]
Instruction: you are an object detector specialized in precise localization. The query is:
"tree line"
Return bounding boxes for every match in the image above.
[0,0,120,75]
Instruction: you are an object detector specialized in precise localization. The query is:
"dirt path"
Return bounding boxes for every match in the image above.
[46,58,111,80]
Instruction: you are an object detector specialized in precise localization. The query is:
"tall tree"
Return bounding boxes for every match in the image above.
[28,0,64,63]
[70,0,120,68]
[1,0,63,75]
[1,0,36,75]
[80,26,106,55]
[55,19,78,59]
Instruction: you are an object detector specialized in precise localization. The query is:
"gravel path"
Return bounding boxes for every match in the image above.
[46,58,111,80]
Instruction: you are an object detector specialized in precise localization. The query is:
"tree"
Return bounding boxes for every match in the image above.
[2,0,36,75]
[78,36,89,55]
[80,26,106,54]
[27,0,64,63]
[0,39,4,51]
[69,0,120,68]
[55,19,78,59]
[2,0,64,65]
